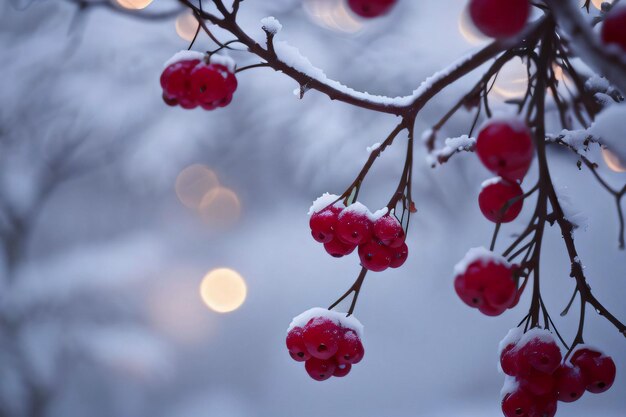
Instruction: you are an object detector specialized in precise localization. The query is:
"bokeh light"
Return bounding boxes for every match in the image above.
[176,11,199,42]
[493,58,530,100]
[175,164,220,210]
[115,0,153,10]
[303,0,363,34]
[199,186,241,228]
[580,0,614,10]
[200,268,247,313]
[458,6,488,45]
[602,147,626,173]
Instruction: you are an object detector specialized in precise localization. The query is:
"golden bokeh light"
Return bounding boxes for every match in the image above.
[303,0,363,34]
[176,11,199,42]
[493,58,530,100]
[458,6,488,45]
[602,147,626,173]
[115,0,153,9]
[199,186,241,228]
[200,268,247,313]
[175,164,219,210]
[580,0,614,10]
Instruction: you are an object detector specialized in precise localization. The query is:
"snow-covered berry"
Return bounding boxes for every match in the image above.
[479,178,524,223]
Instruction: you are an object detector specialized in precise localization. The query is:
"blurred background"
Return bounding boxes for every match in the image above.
[0,0,624,416]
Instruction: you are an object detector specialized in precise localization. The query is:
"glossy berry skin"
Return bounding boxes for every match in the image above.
[519,369,555,396]
[336,209,373,245]
[333,363,352,378]
[324,237,357,258]
[161,59,199,105]
[479,179,524,223]
[501,389,535,417]
[601,6,626,53]
[500,344,520,376]
[347,0,396,18]
[454,259,516,315]
[286,327,311,362]
[476,121,534,182]
[534,395,557,417]
[302,318,341,360]
[358,240,392,272]
[336,329,365,365]
[305,357,336,381]
[469,0,530,39]
[373,215,403,245]
[520,337,562,375]
[555,364,586,403]
[571,349,616,394]
[389,243,409,268]
[310,206,342,243]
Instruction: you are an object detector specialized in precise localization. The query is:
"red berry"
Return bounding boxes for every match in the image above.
[555,364,586,402]
[469,0,530,39]
[347,0,396,18]
[520,336,562,375]
[324,237,357,258]
[189,64,237,110]
[479,178,524,223]
[501,389,534,417]
[333,362,352,377]
[336,207,373,245]
[455,257,516,315]
[305,357,336,381]
[162,94,178,107]
[160,60,198,101]
[478,303,507,316]
[373,215,403,245]
[476,120,534,182]
[310,206,341,243]
[602,6,626,53]
[389,242,408,268]
[572,349,616,394]
[358,240,392,272]
[519,369,555,396]
[336,329,365,365]
[302,317,341,360]
[501,344,520,376]
[534,394,558,417]
[483,273,517,308]
[286,327,311,362]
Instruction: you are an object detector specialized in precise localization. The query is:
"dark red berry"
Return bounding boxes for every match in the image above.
[501,389,534,417]
[534,394,558,417]
[347,0,396,18]
[602,6,626,53]
[389,242,408,268]
[501,344,520,376]
[324,237,357,258]
[572,349,616,394]
[162,94,178,107]
[520,335,562,375]
[336,207,373,245]
[336,329,365,365]
[469,0,530,39]
[476,120,534,181]
[358,240,392,272]
[483,273,517,308]
[302,317,341,360]
[479,178,524,223]
[555,364,586,403]
[305,357,336,381]
[160,60,198,101]
[310,206,342,243]
[286,327,311,362]
[333,362,352,378]
[455,257,516,315]
[519,369,555,396]
[373,215,403,245]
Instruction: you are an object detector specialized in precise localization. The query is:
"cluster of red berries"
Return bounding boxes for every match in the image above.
[286,308,365,381]
[469,0,530,39]
[602,5,626,53]
[454,247,519,316]
[476,118,534,224]
[160,51,238,110]
[308,194,408,272]
[347,0,397,18]
[500,328,616,417]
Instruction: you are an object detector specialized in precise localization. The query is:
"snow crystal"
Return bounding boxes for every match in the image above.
[453,247,509,276]
[546,129,591,154]
[288,307,364,338]
[590,103,626,165]
[370,207,389,221]
[307,193,343,215]
[261,16,282,34]
[481,176,503,190]
[555,186,588,231]
[584,75,611,94]
[498,327,524,356]
[517,328,557,349]
[428,135,476,166]
[500,376,519,399]
[209,54,236,73]
[366,142,381,153]
[163,50,205,68]
[338,202,388,221]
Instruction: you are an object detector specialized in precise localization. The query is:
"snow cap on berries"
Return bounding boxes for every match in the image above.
[308,193,344,215]
[339,202,388,222]
[453,247,510,276]
[163,50,205,68]
[288,307,364,339]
